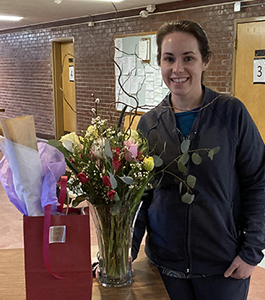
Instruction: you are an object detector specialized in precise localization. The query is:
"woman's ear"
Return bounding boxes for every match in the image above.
[203,53,212,70]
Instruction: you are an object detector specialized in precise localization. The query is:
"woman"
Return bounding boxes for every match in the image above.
[132,20,265,300]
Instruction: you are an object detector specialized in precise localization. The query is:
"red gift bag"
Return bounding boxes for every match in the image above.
[23,211,93,300]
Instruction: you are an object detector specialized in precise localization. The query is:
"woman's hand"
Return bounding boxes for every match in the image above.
[224,255,256,279]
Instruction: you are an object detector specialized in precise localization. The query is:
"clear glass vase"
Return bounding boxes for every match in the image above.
[89,202,141,287]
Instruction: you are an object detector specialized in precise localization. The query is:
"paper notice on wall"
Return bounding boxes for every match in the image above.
[139,39,150,61]
[114,57,123,75]
[130,76,139,94]
[129,57,136,76]
[115,38,123,58]
[122,56,130,75]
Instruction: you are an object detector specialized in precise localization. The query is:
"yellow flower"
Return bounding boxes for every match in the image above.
[126,129,139,143]
[86,125,98,138]
[60,132,81,152]
[143,156,154,171]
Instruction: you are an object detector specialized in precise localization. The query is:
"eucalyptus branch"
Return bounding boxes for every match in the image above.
[163,170,193,194]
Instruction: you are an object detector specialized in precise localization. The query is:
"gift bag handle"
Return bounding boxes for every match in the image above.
[43,176,67,279]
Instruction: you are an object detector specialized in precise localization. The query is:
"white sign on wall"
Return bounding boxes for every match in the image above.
[69,65,74,82]
[253,58,265,84]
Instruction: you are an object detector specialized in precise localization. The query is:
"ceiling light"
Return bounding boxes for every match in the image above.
[146,4,156,13]
[0,15,23,21]
[97,0,124,2]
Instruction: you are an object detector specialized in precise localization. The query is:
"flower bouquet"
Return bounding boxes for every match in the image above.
[48,109,162,287]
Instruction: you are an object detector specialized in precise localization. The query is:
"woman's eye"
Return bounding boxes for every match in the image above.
[184,57,193,61]
[163,56,174,62]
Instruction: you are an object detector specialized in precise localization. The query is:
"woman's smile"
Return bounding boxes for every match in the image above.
[170,77,189,84]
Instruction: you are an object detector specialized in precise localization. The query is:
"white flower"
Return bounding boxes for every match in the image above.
[60,132,81,152]
[95,98,100,103]
[91,138,105,159]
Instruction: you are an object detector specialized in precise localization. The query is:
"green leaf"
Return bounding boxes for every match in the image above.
[72,195,86,207]
[187,175,197,188]
[154,173,164,189]
[108,172,117,189]
[178,161,187,173]
[178,152,190,166]
[124,189,131,201]
[153,155,163,167]
[181,139,190,153]
[212,146,220,154]
[119,176,133,185]
[111,200,122,215]
[132,175,150,205]
[113,192,120,202]
[48,139,71,159]
[192,153,202,165]
[208,146,220,160]
[181,193,195,204]
[104,139,113,159]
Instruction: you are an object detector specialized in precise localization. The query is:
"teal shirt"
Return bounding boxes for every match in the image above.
[174,107,200,138]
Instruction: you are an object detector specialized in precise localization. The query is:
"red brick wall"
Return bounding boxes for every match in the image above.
[0,0,265,138]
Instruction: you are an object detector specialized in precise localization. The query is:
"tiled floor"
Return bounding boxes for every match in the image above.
[0,177,265,299]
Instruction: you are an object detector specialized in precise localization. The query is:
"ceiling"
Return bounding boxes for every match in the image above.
[0,0,181,32]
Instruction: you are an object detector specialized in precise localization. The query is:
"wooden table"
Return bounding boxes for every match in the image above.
[0,245,170,300]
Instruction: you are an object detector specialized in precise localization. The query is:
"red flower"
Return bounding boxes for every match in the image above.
[112,147,123,172]
[113,156,122,172]
[115,147,120,155]
[77,172,89,184]
[136,151,144,161]
[107,190,116,200]
[69,158,75,164]
[102,175,111,187]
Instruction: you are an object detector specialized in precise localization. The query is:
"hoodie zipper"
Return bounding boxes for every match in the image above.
[176,129,192,274]
[175,104,200,274]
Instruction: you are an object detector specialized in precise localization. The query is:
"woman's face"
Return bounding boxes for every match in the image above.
[160,31,209,104]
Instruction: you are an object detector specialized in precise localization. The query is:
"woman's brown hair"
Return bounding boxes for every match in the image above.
[156,20,212,66]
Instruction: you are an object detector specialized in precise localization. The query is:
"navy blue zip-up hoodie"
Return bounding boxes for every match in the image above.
[132,86,265,276]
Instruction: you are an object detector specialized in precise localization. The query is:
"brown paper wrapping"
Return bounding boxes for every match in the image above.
[0,115,38,150]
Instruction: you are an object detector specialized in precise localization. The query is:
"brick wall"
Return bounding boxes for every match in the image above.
[0,0,265,138]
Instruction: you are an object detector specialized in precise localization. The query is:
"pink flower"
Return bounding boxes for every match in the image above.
[77,172,89,184]
[124,140,138,162]
[102,175,111,187]
[107,190,116,200]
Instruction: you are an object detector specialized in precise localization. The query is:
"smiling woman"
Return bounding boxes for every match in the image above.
[132,20,265,300]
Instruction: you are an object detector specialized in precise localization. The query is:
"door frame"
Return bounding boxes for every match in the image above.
[232,16,265,95]
[52,37,74,140]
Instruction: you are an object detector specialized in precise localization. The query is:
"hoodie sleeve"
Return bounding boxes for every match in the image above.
[235,101,265,265]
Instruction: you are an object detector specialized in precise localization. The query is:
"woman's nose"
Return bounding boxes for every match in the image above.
[172,60,184,73]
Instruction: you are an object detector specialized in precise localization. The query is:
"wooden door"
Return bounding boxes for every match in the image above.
[234,20,265,141]
[61,42,76,133]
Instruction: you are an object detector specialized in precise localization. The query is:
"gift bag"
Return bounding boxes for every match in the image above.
[23,211,93,300]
